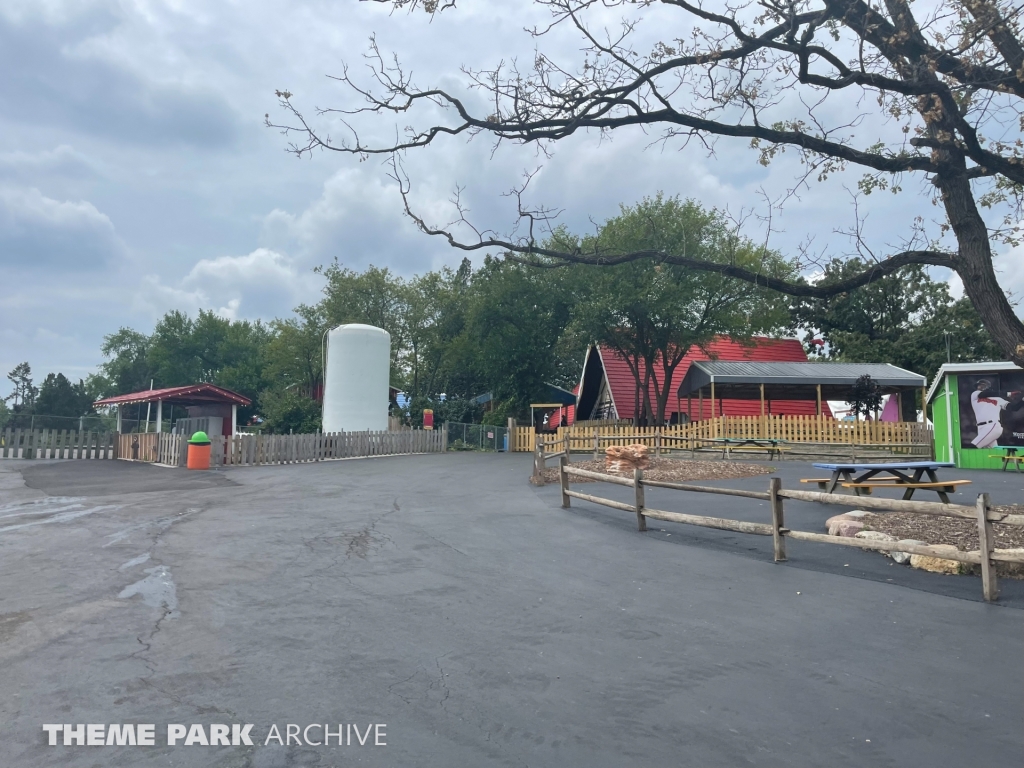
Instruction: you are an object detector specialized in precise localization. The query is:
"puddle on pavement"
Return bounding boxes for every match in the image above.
[118,565,179,618]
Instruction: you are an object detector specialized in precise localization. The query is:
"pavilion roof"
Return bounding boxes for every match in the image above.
[94,384,252,407]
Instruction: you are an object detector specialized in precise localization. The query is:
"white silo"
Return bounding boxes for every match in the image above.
[322,324,391,433]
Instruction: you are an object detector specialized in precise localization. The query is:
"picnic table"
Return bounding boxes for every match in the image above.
[717,437,789,460]
[811,461,963,502]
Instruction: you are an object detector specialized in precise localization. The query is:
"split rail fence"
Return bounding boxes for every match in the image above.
[556,457,1024,602]
[515,416,932,458]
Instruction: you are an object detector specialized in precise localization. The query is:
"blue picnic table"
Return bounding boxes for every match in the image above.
[812,461,960,502]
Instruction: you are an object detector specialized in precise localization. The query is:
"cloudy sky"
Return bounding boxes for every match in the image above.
[1,0,1021,396]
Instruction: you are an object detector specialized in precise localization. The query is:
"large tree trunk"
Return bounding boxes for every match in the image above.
[938,174,1024,366]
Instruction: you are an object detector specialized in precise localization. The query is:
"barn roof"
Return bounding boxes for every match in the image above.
[576,337,831,421]
[94,384,252,407]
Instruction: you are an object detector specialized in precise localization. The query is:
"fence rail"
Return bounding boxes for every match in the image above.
[558,458,1022,602]
[0,428,117,459]
[515,416,932,454]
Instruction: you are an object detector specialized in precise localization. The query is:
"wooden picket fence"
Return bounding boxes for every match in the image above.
[514,416,932,455]
[156,428,446,468]
[0,428,117,459]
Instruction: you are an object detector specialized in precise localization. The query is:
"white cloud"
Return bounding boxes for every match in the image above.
[136,248,322,322]
[0,186,126,269]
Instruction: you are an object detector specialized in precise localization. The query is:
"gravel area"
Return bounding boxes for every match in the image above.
[867,505,1024,552]
[540,457,774,485]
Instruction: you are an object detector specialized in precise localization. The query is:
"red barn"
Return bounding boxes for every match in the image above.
[575,337,833,424]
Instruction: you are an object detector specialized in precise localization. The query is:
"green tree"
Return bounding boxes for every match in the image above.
[35,373,94,425]
[568,196,793,425]
[5,362,37,411]
[257,387,323,434]
[99,329,153,395]
[460,256,575,414]
[796,259,1003,375]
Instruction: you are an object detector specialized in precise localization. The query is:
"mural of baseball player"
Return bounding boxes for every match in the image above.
[960,375,1024,448]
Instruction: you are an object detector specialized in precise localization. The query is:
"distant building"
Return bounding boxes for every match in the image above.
[575,337,833,424]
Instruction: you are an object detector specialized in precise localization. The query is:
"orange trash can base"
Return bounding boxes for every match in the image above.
[187,443,211,470]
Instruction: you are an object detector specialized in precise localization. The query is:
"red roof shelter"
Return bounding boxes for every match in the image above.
[575,337,834,424]
[95,384,251,436]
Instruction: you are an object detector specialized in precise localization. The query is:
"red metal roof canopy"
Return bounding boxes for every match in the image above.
[94,384,252,407]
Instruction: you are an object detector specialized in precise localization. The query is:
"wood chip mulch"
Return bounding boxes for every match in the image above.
[539,457,773,485]
[866,504,1024,552]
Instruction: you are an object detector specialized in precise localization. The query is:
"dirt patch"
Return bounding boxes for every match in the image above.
[866,512,1024,552]
[539,457,774,485]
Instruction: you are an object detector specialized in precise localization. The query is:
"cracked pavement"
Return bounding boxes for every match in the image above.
[0,454,1021,767]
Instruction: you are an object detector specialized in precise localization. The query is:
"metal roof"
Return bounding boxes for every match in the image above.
[94,383,252,407]
[677,361,926,398]
[925,361,1021,404]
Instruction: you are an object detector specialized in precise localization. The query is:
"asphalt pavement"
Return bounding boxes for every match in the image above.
[1,453,1021,767]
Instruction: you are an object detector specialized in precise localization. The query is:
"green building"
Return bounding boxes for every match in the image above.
[926,362,1024,469]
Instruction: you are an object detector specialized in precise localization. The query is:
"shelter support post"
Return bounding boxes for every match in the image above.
[155,400,163,434]
[710,381,716,419]
[760,383,766,438]
[816,384,822,417]
[116,406,122,434]
[232,404,238,436]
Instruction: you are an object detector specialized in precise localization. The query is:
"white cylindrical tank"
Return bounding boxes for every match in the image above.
[322,324,391,433]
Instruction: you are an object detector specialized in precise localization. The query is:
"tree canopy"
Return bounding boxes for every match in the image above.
[269,0,1024,365]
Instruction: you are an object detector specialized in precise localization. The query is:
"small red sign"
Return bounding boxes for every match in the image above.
[423,409,434,430]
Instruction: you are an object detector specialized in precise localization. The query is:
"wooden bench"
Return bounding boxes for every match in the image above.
[800,477,833,489]
[990,454,1024,472]
[841,480,971,498]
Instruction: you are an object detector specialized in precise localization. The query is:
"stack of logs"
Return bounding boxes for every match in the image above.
[605,444,651,475]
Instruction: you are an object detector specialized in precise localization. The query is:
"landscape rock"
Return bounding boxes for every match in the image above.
[910,545,964,574]
[891,539,927,564]
[837,520,866,537]
[605,444,651,475]
[826,511,874,536]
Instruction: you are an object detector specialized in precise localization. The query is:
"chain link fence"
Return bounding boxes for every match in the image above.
[0,412,120,432]
[444,422,509,452]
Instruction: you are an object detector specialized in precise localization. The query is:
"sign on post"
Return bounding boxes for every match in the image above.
[423,409,434,430]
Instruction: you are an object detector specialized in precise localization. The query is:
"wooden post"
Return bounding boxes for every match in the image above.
[710,381,716,419]
[816,384,822,417]
[593,431,599,460]
[563,432,571,464]
[760,382,766,438]
[559,455,570,508]
[634,468,647,532]
[976,493,998,602]
[533,435,543,484]
[769,477,786,562]
[655,432,661,458]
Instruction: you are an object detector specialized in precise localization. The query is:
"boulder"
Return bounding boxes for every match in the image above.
[604,443,651,474]
[910,545,964,575]
[826,511,874,536]
[891,539,927,565]
[837,520,866,537]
